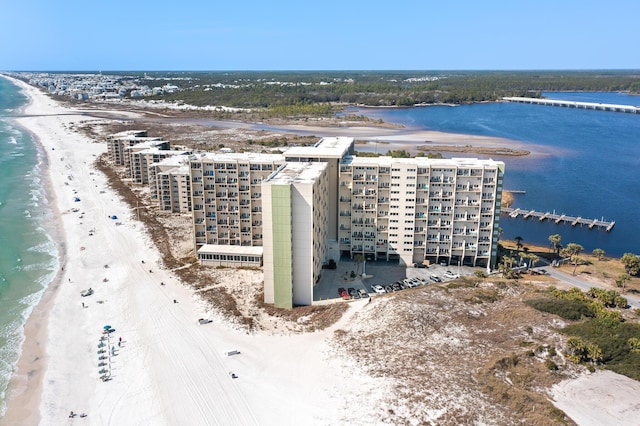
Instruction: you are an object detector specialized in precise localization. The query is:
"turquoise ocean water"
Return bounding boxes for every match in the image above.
[0,77,59,416]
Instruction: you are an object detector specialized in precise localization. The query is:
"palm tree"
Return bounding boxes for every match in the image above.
[616,273,631,292]
[592,248,605,261]
[566,243,584,275]
[515,236,523,250]
[548,234,562,254]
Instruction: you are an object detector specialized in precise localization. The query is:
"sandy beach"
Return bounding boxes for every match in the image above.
[1,79,385,425]
[3,77,640,426]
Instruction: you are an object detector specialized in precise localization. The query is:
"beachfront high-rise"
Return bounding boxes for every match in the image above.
[108,131,504,309]
[188,152,286,265]
[183,136,504,309]
[337,156,504,268]
[262,162,330,308]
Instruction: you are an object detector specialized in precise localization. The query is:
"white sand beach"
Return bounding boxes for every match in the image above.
[3,77,640,426]
[1,79,384,425]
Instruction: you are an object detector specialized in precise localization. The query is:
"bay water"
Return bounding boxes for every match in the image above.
[0,78,638,415]
[348,92,640,257]
[0,77,59,416]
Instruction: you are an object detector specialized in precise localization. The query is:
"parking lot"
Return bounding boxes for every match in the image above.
[313,257,478,302]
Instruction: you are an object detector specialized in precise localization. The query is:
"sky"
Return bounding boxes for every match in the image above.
[2,0,639,71]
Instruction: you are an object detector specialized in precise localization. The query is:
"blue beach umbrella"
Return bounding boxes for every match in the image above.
[103,325,112,330]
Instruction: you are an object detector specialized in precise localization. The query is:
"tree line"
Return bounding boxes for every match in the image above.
[137,70,640,110]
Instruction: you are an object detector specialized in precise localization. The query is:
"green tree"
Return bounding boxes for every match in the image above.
[515,236,523,250]
[592,248,606,261]
[548,234,562,254]
[566,243,584,275]
[621,253,640,276]
[615,273,631,292]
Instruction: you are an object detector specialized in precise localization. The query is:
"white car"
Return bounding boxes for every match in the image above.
[372,285,386,294]
[443,271,460,279]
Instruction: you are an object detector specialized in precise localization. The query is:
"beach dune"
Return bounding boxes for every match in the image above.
[1,78,383,425]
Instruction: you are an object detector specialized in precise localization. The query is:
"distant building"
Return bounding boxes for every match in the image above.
[149,157,192,213]
[107,130,163,165]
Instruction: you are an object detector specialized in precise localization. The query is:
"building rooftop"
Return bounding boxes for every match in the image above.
[265,162,327,185]
[284,137,354,159]
[192,152,284,163]
[155,155,191,167]
[343,155,504,167]
[135,148,191,156]
[124,140,169,151]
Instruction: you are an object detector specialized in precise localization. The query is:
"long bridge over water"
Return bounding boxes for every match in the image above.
[503,96,640,114]
[501,207,615,232]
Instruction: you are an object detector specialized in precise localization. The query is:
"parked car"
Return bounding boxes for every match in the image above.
[440,260,448,266]
[357,288,368,298]
[414,262,428,268]
[384,285,393,293]
[338,287,347,297]
[372,285,386,294]
[430,274,442,282]
[348,287,359,298]
[340,290,350,299]
[443,271,459,279]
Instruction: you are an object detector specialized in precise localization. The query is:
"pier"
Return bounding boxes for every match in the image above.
[502,207,615,232]
[503,97,640,114]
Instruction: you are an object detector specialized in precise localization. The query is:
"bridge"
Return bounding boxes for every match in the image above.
[501,207,615,232]
[503,96,640,114]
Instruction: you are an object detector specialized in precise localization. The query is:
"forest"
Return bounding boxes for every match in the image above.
[132,70,640,112]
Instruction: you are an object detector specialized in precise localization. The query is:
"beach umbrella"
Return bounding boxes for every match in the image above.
[103,325,112,330]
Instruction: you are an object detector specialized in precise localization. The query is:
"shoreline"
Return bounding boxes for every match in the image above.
[0,77,382,425]
[2,78,639,425]
[1,78,69,424]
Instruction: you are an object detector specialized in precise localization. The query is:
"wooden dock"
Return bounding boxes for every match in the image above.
[502,207,615,232]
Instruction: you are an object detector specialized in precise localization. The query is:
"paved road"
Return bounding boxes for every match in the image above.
[534,262,640,309]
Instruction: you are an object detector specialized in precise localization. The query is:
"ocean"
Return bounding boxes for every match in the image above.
[0,77,59,416]
[0,78,638,415]
[346,92,640,257]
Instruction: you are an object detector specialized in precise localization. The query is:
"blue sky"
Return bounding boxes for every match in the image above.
[2,0,638,71]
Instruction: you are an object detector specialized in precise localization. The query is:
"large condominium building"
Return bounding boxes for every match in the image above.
[262,162,330,308]
[128,147,191,185]
[107,130,164,165]
[186,137,503,309]
[150,157,192,213]
[337,156,504,269]
[189,152,286,266]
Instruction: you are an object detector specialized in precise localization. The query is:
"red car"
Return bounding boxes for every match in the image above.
[338,287,350,299]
